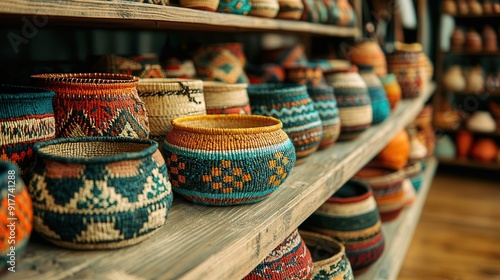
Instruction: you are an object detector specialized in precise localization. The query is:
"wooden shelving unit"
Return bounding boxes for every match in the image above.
[443,51,500,56]
[438,157,500,171]
[0,0,359,36]
[357,157,438,280]
[3,84,436,280]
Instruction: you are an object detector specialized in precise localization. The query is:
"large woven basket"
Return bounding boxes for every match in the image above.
[203,81,251,115]
[28,137,173,249]
[307,85,341,149]
[0,84,56,178]
[31,73,149,139]
[359,65,390,124]
[162,114,295,206]
[137,78,206,142]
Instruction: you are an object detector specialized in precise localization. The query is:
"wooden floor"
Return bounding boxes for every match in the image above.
[399,167,500,280]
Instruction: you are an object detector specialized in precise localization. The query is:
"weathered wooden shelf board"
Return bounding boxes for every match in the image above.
[356,157,438,280]
[6,84,435,280]
[0,0,359,36]
[438,157,500,171]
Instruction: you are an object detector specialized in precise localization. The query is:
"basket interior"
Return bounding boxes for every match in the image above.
[39,142,151,159]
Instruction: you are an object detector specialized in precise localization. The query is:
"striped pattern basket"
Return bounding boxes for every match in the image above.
[308,85,341,149]
[248,84,323,163]
[0,84,56,178]
[137,78,206,142]
[28,137,173,249]
[300,230,354,280]
[243,229,314,279]
[303,180,385,275]
[217,0,252,14]
[193,46,249,84]
[0,161,33,271]
[387,42,424,99]
[324,66,372,140]
[31,73,149,139]
[162,115,296,206]
[359,66,390,124]
[354,165,406,222]
[276,0,304,20]
[249,0,280,18]
[203,81,251,115]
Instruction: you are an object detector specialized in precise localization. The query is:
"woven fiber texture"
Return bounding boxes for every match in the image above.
[324,68,372,140]
[246,64,285,84]
[387,43,424,99]
[354,165,406,222]
[0,84,56,178]
[193,46,249,84]
[284,65,324,87]
[203,81,251,115]
[301,0,320,22]
[0,161,33,271]
[162,114,295,206]
[28,137,173,249]
[300,230,354,280]
[303,180,385,275]
[314,0,328,23]
[217,0,252,15]
[243,229,314,279]
[347,40,387,77]
[359,66,390,124]
[249,0,280,18]
[276,0,304,20]
[91,54,168,79]
[380,73,402,110]
[31,73,149,139]
[260,45,308,68]
[248,84,323,162]
[137,78,206,142]
[308,85,341,149]
[179,0,220,11]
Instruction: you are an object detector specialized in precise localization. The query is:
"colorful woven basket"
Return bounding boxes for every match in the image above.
[243,229,314,279]
[164,58,197,79]
[387,42,425,99]
[322,0,340,24]
[284,65,324,87]
[347,40,387,77]
[0,84,56,178]
[28,137,173,249]
[137,78,206,142]
[249,0,280,18]
[301,0,320,22]
[31,73,149,139]
[354,165,406,222]
[203,81,251,114]
[248,84,323,162]
[299,230,354,280]
[404,160,423,192]
[314,0,329,23]
[179,0,220,11]
[276,0,304,20]
[217,0,252,15]
[0,161,33,272]
[324,65,372,140]
[193,46,249,84]
[308,85,341,149]
[162,114,295,206]
[336,0,356,27]
[380,74,402,110]
[303,180,385,275]
[91,54,168,79]
[246,64,286,84]
[260,45,308,68]
[359,65,390,124]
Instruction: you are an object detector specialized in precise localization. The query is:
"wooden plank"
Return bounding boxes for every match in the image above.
[5,83,436,280]
[0,0,360,37]
[356,157,438,280]
[438,158,500,171]
[444,51,500,56]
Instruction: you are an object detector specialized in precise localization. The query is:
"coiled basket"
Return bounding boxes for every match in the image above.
[162,114,296,206]
[28,137,173,249]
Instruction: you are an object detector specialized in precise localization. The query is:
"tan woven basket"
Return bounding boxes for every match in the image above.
[203,81,250,112]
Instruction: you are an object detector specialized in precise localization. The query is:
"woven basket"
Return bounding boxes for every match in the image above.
[404,161,423,192]
[162,114,295,206]
[203,81,251,114]
[301,0,320,22]
[31,73,149,139]
[303,180,385,275]
[354,165,406,222]
[284,65,324,87]
[217,0,252,15]
[28,137,173,249]
[248,84,323,162]
[347,40,387,77]
[299,230,354,280]
[308,85,341,149]
[387,42,424,99]
[276,0,304,20]
[380,74,402,110]
[193,46,249,84]
[243,229,314,279]
[324,66,372,140]
[249,0,280,18]
[180,0,220,11]
[137,78,206,142]
[0,161,33,271]
[0,84,56,178]
[359,66,390,124]
[91,54,167,79]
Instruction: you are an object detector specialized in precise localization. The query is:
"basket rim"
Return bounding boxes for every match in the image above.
[0,84,55,100]
[138,78,203,85]
[31,73,139,85]
[33,137,158,164]
[170,114,282,135]
[327,180,373,203]
[298,230,346,266]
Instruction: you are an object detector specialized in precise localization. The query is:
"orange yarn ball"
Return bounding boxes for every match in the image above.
[376,130,410,169]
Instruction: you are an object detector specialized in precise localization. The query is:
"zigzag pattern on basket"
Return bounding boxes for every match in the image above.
[57,108,149,139]
[29,151,173,248]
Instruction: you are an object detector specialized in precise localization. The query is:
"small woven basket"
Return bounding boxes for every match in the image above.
[203,81,251,114]
[162,114,296,206]
[28,137,173,249]
[137,78,206,141]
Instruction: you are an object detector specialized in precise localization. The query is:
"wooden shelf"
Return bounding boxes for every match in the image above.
[438,157,500,171]
[4,84,436,280]
[443,51,500,56]
[357,157,438,280]
[436,127,500,138]
[0,0,359,37]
